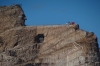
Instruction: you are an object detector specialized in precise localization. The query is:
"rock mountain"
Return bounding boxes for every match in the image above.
[0,4,100,66]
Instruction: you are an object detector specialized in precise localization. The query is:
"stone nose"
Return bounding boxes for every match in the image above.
[23,14,27,20]
[18,14,27,20]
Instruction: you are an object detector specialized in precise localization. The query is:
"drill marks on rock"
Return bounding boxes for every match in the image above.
[36,41,83,64]
[66,42,84,66]
[39,30,84,56]
[67,42,83,55]
[40,28,75,53]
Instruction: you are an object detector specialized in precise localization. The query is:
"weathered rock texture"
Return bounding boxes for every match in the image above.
[0,5,100,66]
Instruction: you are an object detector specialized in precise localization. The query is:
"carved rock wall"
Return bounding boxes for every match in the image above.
[0,5,99,66]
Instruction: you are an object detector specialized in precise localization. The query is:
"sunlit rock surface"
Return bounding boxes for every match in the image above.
[0,4,100,66]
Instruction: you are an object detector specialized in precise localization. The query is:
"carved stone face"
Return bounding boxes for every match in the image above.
[15,4,27,20]
[18,13,27,20]
[17,13,27,26]
[22,14,27,20]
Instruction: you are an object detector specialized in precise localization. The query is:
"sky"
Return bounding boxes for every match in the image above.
[0,0,100,47]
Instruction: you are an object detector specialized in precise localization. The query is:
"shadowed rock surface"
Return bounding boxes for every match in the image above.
[0,4,100,66]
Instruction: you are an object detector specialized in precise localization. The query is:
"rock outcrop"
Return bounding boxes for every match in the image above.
[0,4,100,66]
[0,4,26,33]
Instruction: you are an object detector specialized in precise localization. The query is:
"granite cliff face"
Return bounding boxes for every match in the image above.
[0,5,100,66]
